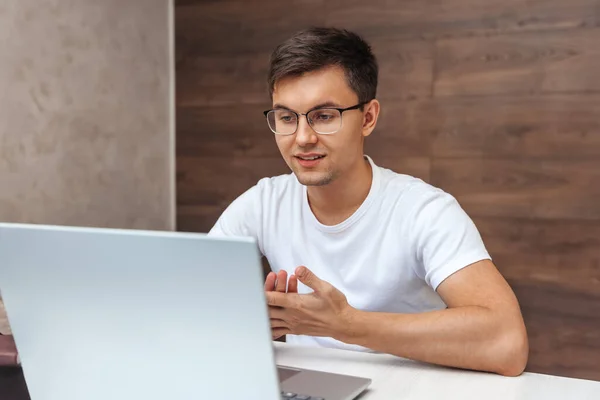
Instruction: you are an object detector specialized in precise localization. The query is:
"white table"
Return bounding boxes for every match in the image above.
[274,342,600,400]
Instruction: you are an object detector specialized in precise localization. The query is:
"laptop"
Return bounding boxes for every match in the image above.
[0,223,371,400]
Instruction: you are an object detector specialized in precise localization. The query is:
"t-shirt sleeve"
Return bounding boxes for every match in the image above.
[207,185,261,241]
[411,187,491,291]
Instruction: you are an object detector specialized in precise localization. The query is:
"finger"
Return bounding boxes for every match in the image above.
[275,270,288,292]
[268,305,286,320]
[270,319,289,329]
[295,266,325,292]
[265,291,290,308]
[272,328,290,340]
[288,275,298,293]
[264,272,277,291]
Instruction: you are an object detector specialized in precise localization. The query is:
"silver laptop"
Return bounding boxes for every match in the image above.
[0,223,371,400]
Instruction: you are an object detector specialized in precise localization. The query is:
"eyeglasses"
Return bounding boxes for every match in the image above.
[263,102,368,135]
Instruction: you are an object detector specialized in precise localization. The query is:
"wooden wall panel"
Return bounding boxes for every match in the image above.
[423,95,600,158]
[475,218,600,295]
[372,157,431,184]
[431,159,600,220]
[178,156,289,208]
[177,37,434,106]
[512,283,600,381]
[324,0,600,38]
[176,0,326,55]
[435,28,600,96]
[177,52,272,107]
[176,0,600,380]
[475,216,600,379]
[366,100,431,158]
[177,156,290,232]
[370,37,434,100]
[177,104,280,157]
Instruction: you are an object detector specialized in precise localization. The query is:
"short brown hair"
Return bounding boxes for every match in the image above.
[267,27,378,103]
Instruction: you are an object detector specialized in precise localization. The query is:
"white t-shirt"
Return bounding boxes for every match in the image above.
[208,155,491,352]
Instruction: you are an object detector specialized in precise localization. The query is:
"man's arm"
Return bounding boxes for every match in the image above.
[336,259,528,376]
[266,261,529,377]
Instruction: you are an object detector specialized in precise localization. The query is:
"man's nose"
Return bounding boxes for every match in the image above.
[295,116,318,147]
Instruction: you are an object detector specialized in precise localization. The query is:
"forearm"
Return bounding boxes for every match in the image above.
[334,306,527,376]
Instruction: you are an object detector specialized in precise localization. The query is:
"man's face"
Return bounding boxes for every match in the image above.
[271,66,373,187]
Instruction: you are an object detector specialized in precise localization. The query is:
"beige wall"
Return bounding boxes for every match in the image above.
[0,0,174,333]
[0,0,174,230]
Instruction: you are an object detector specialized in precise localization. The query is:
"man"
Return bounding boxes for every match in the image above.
[208,27,529,376]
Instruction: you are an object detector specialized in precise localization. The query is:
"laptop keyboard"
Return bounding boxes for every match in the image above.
[281,392,325,400]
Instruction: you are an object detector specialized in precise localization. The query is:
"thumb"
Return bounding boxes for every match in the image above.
[295,266,324,292]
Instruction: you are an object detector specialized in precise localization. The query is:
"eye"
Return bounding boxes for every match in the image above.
[275,110,297,124]
[312,110,338,121]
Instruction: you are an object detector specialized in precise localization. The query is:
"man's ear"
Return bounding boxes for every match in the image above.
[362,99,380,138]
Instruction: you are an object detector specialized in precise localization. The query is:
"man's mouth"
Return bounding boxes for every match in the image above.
[294,154,326,167]
[296,155,325,161]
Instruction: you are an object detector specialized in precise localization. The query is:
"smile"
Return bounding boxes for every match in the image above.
[296,155,325,161]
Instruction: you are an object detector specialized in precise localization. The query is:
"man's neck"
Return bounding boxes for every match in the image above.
[306,157,373,226]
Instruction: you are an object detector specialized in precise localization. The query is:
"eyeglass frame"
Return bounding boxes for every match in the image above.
[263,101,370,135]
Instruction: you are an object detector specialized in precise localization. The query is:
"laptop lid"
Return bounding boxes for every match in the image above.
[0,223,280,400]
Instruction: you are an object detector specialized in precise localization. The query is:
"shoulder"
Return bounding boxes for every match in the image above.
[249,172,300,204]
[223,173,300,218]
[255,172,298,194]
[376,164,455,216]
[207,172,297,238]
[224,172,298,205]
[372,163,489,288]
[372,162,473,239]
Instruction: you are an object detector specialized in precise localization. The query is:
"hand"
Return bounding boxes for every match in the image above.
[266,266,354,340]
[264,270,298,294]
[264,269,298,340]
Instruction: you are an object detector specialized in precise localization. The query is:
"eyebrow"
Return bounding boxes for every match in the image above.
[272,101,343,113]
